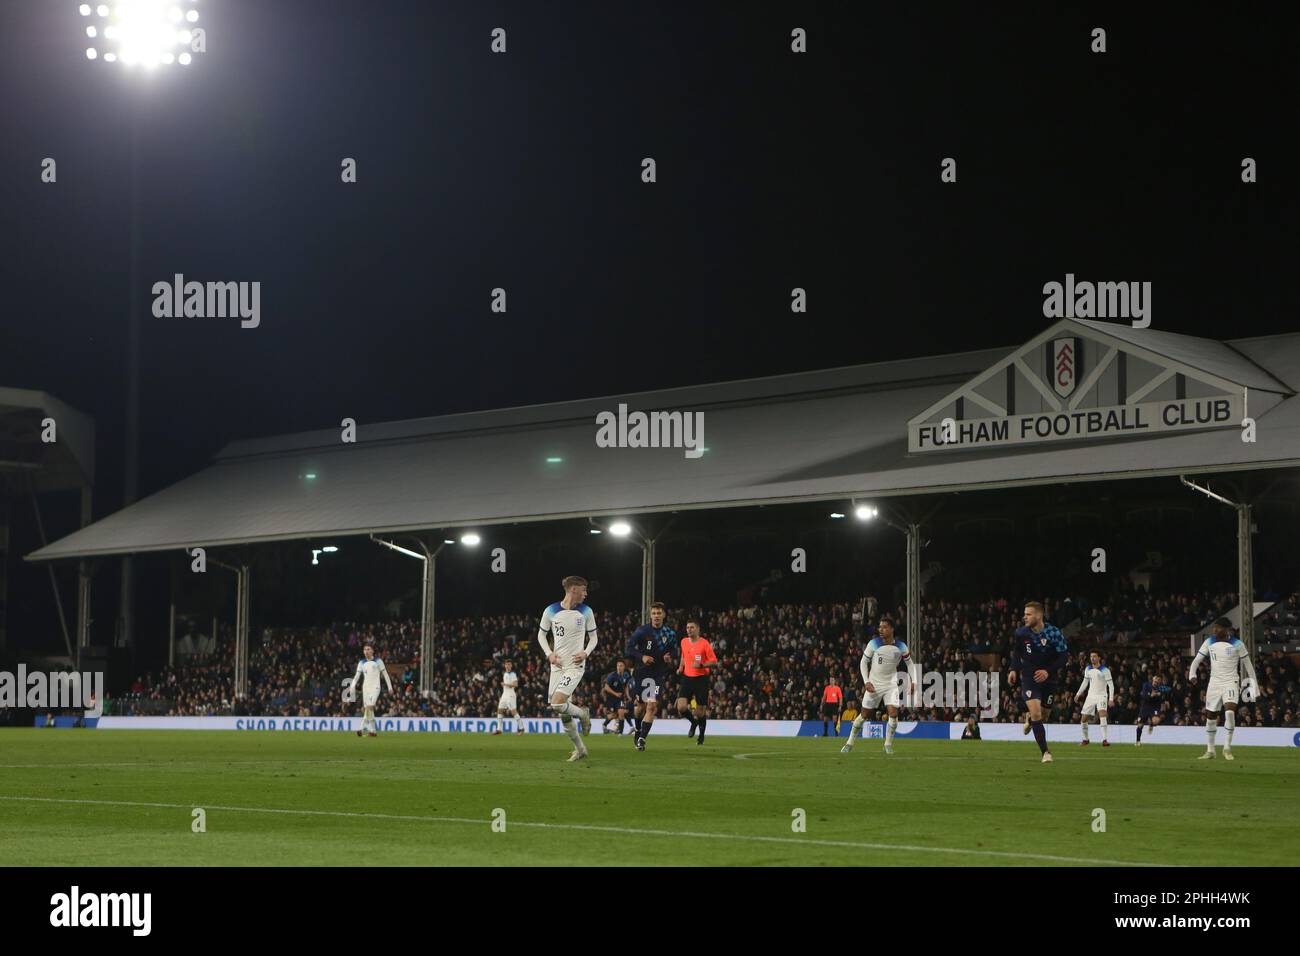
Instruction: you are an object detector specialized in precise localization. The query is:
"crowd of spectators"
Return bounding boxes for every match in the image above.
[108,588,1300,728]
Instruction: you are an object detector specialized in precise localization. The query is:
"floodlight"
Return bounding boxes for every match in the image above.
[83,0,202,69]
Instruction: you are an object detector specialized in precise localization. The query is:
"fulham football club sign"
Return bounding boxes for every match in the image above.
[1052,337,1079,398]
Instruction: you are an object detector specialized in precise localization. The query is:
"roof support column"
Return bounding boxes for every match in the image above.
[641,535,656,624]
[77,486,92,651]
[1180,477,1257,659]
[906,522,922,668]
[370,534,444,699]
[1238,502,1256,660]
[234,564,250,700]
[76,563,93,653]
[209,554,251,700]
[419,540,439,698]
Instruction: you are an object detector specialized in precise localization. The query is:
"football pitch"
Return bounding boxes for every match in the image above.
[1,730,1297,867]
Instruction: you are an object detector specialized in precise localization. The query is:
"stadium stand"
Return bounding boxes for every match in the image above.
[108,590,1300,728]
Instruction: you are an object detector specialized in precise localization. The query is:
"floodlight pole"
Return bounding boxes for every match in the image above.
[371,534,444,698]
[119,92,143,652]
[1179,477,1256,659]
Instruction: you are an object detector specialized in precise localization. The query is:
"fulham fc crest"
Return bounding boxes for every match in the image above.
[1051,337,1082,398]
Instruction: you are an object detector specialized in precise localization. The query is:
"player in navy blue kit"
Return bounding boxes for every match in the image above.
[601,659,634,734]
[625,601,676,751]
[1007,600,1068,763]
[1134,674,1169,746]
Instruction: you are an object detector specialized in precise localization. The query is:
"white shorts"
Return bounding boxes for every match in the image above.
[362,687,380,708]
[497,690,517,712]
[1081,695,1108,717]
[862,682,901,711]
[548,666,585,700]
[1205,680,1239,711]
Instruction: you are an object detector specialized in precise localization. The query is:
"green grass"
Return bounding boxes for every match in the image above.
[0,729,1296,866]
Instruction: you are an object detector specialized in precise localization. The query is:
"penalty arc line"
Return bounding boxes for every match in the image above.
[0,795,1171,867]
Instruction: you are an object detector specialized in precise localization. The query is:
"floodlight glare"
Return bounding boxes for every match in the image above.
[87,26,97,37]
[854,505,878,521]
[321,546,339,553]
[460,533,481,546]
[104,52,117,62]
[80,4,92,15]
[86,47,98,59]
[609,522,632,537]
[829,512,845,519]
[85,0,201,69]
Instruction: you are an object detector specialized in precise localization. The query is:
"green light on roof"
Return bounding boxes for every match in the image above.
[546,456,563,463]
[304,473,317,479]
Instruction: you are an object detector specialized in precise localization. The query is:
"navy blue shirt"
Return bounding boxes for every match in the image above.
[1009,624,1068,682]
[1139,681,1170,708]
[626,623,677,679]
[603,670,632,700]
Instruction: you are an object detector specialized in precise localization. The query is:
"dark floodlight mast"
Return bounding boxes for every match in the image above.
[81,1,204,650]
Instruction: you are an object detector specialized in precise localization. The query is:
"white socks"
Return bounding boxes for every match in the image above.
[885,716,897,745]
[561,716,583,747]
[1225,710,1235,746]
[1100,715,1108,741]
[1081,719,1089,741]
[1206,717,1217,750]
[363,707,374,733]
[848,715,865,743]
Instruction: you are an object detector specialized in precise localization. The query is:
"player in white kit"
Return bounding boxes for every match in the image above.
[349,643,393,738]
[492,659,526,735]
[1074,651,1114,746]
[842,616,918,755]
[1189,617,1260,761]
[537,575,597,762]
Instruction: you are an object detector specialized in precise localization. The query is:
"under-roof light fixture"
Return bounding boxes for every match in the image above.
[829,512,846,519]
[303,473,317,480]
[460,533,481,546]
[545,456,563,464]
[589,528,602,535]
[321,546,338,553]
[609,522,632,537]
[855,504,878,521]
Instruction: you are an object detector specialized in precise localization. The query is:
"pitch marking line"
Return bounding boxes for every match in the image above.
[0,794,1170,867]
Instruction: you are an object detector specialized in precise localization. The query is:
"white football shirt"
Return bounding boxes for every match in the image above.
[1079,665,1113,699]
[861,638,910,686]
[1196,637,1248,683]
[539,602,598,662]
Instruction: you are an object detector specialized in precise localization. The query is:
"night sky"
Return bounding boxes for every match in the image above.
[1,3,1296,652]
